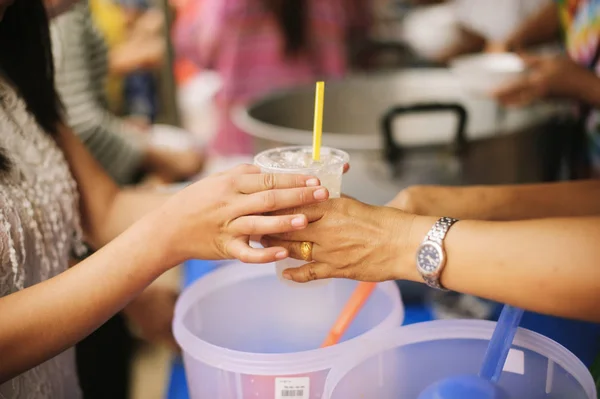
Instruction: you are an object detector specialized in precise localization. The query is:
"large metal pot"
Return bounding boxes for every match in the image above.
[234,69,565,206]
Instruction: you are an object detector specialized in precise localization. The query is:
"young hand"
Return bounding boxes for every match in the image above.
[152,164,330,266]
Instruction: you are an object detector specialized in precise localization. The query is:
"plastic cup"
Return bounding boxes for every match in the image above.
[254,145,350,287]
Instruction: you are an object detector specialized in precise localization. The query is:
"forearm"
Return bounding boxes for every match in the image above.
[80,124,147,186]
[109,36,164,75]
[504,2,560,50]
[434,26,485,64]
[97,188,170,247]
[400,214,600,322]
[471,180,600,220]
[0,214,171,382]
[390,180,600,221]
[57,124,167,248]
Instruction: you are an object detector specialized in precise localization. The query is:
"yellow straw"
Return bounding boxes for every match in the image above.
[312,81,325,161]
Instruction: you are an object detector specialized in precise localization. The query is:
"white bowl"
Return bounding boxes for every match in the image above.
[401,4,461,60]
[450,53,526,96]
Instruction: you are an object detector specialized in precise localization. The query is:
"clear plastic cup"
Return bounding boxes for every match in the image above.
[254,145,350,287]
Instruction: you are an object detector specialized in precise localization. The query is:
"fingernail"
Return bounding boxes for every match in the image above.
[275,251,287,260]
[282,272,292,280]
[313,188,328,200]
[306,178,320,187]
[291,216,306,227]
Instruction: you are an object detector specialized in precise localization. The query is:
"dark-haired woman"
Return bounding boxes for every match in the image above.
[172,0,370,156]
[0,1,330,396]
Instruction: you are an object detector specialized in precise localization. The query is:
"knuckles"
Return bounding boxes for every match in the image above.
[233,163,258,174]
[261,173,276,190]
[260,190,278,212]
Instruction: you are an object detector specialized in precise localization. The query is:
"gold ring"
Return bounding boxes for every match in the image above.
[300,241,313,262]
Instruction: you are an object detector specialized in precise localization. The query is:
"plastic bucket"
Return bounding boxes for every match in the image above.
[323,320,597,399]
[173,261,404,398]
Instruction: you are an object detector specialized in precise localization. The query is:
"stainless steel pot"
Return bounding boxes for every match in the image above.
[234,69,566,206]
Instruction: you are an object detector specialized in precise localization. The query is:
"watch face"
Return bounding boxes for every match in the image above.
[416,242,443,274]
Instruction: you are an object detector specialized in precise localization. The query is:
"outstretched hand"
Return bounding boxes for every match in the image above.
[154,164,330,266]
[261,198,410,283]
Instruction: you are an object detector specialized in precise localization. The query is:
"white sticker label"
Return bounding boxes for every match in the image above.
[275,377,310,399]
[503,348,525,375]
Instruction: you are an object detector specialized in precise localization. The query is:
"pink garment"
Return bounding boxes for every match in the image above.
[173,0,368,155]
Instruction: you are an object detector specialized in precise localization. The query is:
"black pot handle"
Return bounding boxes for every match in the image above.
[381,103,469,166]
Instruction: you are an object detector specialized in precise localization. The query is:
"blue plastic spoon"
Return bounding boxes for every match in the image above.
[418,305,524,399]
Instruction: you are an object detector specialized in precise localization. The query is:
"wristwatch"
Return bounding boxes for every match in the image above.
[416,217,459,290]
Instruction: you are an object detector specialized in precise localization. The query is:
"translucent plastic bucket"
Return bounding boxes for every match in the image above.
[173,261,404,399]
[323,320,596,399]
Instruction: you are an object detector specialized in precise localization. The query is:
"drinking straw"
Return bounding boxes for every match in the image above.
[312,81,325,161]
[321,282,377,347]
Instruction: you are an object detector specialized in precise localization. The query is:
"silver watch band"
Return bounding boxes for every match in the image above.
[421,217,459,290]
[425,217,459,244]
[422,275,446,290]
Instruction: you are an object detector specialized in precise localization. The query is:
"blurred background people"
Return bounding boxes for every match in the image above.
[444,0,556,62]
[401,0,555,64]
[90,0,164,124]
[172,0,371,156]
[51,0,204,187]
[490,1,600,178]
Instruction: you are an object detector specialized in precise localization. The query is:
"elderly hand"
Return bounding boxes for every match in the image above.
[261,198,414,283]
[493,55,593,106]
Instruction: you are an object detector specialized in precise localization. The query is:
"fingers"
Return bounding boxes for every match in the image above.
[496,86,539,107]
[343,163,350,174]
[261,231,319,249]
[238,186,329,215]
[233,173,321,194]
[228,214,308,236]
[492,78,536,106]
[520,55,540,68]
[267,202,330,222]
[226,239,288,264]
[281,262,335,283]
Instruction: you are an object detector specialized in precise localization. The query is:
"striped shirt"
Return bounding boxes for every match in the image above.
[50,1,145,185]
